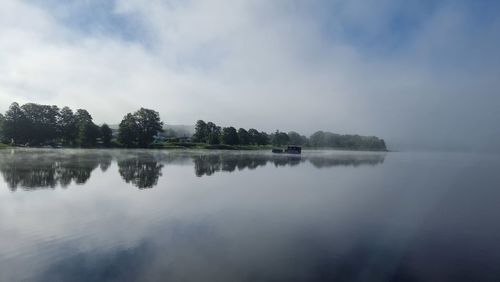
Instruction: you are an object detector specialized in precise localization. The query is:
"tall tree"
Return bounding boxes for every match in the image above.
[20,103,59,145]
[222,127,239,145]
[237,128,250,145]
[247,128,260,145]
[75,109,99,147]
[58,107,77,145]
[100,124,113,147]
[206,122,221,145]
[2,102,28,144]
[133,108,163,147]
[271,130,290,146]
[257,131,270,145]
[118,113,138,148]
[193,120,208,143]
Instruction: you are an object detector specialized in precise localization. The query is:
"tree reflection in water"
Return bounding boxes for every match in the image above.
[117,154,163,189]
[191,152,385,177]
[0,150,385,190]
[0,150,112,191]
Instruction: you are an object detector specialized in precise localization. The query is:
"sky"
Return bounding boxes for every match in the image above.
[0,0,499,151]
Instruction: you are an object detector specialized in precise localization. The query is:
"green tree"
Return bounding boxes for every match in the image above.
[2,102,29,144]
[133,108,164,147]
[75,109,99,147]
[118,113,139,148]
[206,122,221,145]
[20,103,59,145]
[271,130,290,146]
[193,120,208,143]
[256,131,270,145]
[245,129,270,146]
[100,124,113,147]
[222,127,239,145]
[58,107,77,145]
[237,128,250,145]
[247,128,259,145]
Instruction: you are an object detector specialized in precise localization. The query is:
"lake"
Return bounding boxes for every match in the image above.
[0,149,499,281]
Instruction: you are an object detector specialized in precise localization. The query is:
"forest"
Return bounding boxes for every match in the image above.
[0,102,387,151]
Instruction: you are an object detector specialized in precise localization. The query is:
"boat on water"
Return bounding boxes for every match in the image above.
[272,146,302,154]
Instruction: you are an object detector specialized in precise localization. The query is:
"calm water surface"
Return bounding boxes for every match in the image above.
[0,149,499,281]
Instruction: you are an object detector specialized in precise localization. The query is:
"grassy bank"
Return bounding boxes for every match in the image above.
[0,143,11,149]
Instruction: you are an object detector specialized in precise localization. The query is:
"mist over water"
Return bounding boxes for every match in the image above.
[0,149,499,281]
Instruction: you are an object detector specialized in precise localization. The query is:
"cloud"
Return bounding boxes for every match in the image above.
[0,0,499,151]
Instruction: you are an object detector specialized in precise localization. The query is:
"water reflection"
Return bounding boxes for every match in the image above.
[192,153,384,176]
[1,150,499,281]
[0,150,112,191]
[0,149,385,190]
[193,154,271,176]
[118,154,164,189]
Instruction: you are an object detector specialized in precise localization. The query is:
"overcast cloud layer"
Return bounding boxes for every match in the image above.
[1,0,499,151]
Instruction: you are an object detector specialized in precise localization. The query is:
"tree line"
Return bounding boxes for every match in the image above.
[192,120,270,146]
[0,102,163,148]
[0,102,106,147]
[0,150,386,191]
[0,102,386,150]
[192,120,386,150]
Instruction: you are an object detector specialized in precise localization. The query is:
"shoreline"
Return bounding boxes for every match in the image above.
[1,143,388,152]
